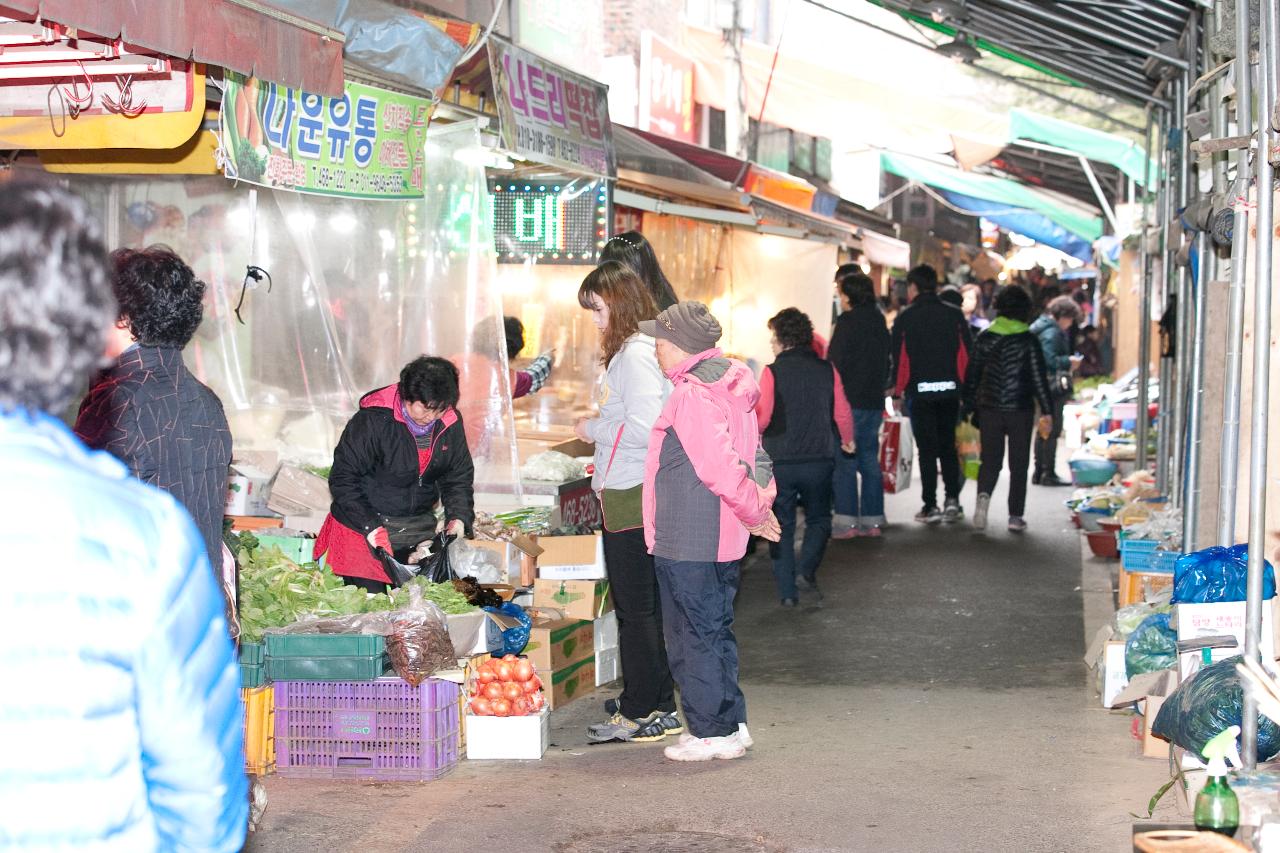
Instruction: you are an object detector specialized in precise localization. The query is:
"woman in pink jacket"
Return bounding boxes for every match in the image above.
[639,301,780,762]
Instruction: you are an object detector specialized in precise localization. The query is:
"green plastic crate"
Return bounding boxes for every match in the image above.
[264,634,384,658]
[241,662,266,689]
[240,642,265,665]
[254,534,318,566]
[265,654,389,682]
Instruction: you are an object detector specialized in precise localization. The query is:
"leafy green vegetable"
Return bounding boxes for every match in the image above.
[304,464,331,479]
[392,576,479,615]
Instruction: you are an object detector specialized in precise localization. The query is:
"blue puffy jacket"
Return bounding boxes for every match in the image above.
[0,409,247,852]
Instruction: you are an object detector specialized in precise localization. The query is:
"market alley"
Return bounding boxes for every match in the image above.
[249,479,1170,853]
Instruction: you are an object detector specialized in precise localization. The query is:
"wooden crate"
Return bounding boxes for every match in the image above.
[1118,566,1175,607]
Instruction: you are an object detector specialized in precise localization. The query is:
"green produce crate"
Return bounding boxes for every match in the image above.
[240,642,265,665]
[254,534,324,568]
[264,634,384,658]
[265,654,389,682]
[241,662,266,689]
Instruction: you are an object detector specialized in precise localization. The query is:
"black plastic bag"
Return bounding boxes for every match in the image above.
[417,533,457,584]
[1151,655,1280,762]
[1125,613,1177,678]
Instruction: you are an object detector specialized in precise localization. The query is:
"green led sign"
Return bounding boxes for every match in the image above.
[490,178,608,264]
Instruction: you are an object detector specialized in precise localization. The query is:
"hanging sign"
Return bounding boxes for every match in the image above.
[490,177,608,264]
[488,38,615,178]
[219,73,433,199]
[638,31,695,143]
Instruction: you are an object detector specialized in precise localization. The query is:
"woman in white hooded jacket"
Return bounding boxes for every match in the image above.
[573,260,682,743]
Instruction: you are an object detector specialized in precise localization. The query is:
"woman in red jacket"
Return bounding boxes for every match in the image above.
[314,356,474,591]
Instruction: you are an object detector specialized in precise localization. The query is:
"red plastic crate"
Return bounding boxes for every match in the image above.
[275,677,459,781]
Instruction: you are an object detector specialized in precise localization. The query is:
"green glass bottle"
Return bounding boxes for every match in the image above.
[1194,775,1240,836]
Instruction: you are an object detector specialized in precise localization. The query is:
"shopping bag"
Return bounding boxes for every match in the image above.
[956,419,981,481]
[880,415,914,494]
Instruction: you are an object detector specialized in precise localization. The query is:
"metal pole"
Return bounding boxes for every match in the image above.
[1169,75,1191,508]
[1138,106,1156,472]
[1243,0,1277,773]
[983,0,1191,70]
[1184,7,1210,551]
[1157,104,1175,497]
[1218,0,1255,546]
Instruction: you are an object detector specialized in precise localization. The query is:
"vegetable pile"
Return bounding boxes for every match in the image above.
[237,546,478,643]
[468,654,545,717]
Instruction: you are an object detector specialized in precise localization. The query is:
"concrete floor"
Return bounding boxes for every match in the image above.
[248,475,1178,852]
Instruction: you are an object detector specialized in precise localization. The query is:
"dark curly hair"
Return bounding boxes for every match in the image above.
[399,356,460,409]
[504,315,525,359]
[0,183,114,413]
[111,246,206,347]
[768,307,815,351]
[600,230,678,311]
[1047,294,1083,322]
[994,285,1035,323]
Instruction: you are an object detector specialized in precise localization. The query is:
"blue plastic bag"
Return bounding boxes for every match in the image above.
[1125,613,1177,678]
[484,601,532,657]
[1172,545,1276,604]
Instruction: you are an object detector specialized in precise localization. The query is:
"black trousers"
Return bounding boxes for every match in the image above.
[909,396,962,509]
[1034,398,1066,477]
[602,527,676,719]
[338,575,390,594]
[977,408,1035,517]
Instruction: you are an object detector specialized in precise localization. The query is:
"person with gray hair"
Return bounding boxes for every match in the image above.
[1030,294,1084,486]
[638,301,780,761]
[0,184,247,851]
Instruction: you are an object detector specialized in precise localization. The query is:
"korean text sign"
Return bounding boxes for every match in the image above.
[220,73,432,199]
[639,31,695,143]
[489,39,615,178]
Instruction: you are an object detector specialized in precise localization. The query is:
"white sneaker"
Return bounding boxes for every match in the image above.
[663,734,746,762]
[973,493,990,531]
[737,723,754,749]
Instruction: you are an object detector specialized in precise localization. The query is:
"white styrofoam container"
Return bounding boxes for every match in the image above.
[595,646,620,687]
[594,610,618,653]
[465,708,549,760]
[1102,640,1128,707]
[1175,599,1276,679]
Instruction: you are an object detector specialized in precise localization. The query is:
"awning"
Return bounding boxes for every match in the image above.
[881,151,1104,242]
[941,190,1094,263]
[2,0,347,96]
[1008,110,1154,187]
[857,228,911,270]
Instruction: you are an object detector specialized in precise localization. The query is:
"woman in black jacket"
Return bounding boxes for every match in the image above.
[962,286,1053,533]
[314,356,475,591]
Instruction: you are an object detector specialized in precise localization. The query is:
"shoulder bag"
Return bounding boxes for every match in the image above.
[599,425,643,533]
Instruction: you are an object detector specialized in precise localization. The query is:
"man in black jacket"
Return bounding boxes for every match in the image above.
[75,247,232,575]
[827,270,891,537]
[890,265,974,524]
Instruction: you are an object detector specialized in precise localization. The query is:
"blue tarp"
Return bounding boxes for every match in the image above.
[941,191,1094,262]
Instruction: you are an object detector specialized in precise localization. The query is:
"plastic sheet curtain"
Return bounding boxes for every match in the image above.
[67,123,521,491]
[640,214,838,371]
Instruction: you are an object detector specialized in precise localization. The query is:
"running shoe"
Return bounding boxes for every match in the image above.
[915,505,943,524]
[736,723,754,749]
[587,711,666,743]
[973,493,991,531]
[943,498,964,523]
[663,734,745,761]
[1008,516,1028,533]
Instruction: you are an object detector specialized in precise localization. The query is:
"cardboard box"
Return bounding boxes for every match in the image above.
[536,532,606,580]
[447,610,524,657]
[594,610,618,653]
[523,618,594,673]
[551,438,596,459]
[539,656,596,710]
[226,464,274,516]
[1101,639,1129,707]
[1143,694,1171,759]
[267,464,331,516]
[534,578,612,621]
[595,646,620,686]
[1174,599,1276,678]
[465,708,549,760]
[283,513,327,535]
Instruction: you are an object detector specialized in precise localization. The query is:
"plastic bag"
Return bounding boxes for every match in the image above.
[955,419,981,481]
[1125,612,1177,677]
[414,534,457,585]
[1172,545,1276,604]
[448,537,504,584]
[484,601,532,657]
[385,590,457,685]
[520,451,587,482]
[1113,602,1172,639]
[1152,655,1280,762]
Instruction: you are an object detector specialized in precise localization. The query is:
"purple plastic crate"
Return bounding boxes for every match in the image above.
[275,677,459,781]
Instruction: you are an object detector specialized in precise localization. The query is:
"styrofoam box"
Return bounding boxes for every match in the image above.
[594,611,618,653]
[465,709,549,760]
[1101,640,1128,707]
[1175,599,1276,679]
[595,647,620,687]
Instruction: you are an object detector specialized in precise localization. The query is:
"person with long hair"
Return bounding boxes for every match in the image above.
[962,285,1053,533]
[573,261,681,744]
[599,230,679,311]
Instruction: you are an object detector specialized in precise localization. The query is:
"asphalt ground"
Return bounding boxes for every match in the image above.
[248,470,1175,852]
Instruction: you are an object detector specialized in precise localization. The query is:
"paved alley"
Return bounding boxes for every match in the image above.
[249,477,1171,853]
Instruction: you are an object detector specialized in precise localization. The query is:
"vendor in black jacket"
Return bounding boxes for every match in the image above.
[890,264,974,525]
[961,285,1053,534]
[314,356,475,591]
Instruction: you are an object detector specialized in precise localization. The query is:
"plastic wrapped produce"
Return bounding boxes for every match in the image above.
[520,451,587,482]
[1152,656,1280,762]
